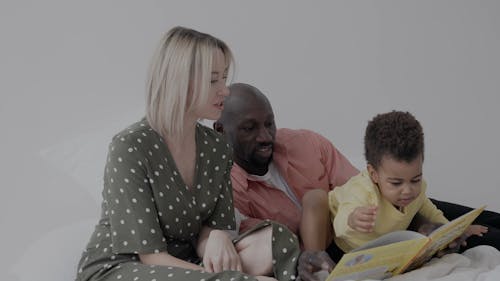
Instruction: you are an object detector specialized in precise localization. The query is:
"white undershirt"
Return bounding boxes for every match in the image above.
[248,162,302,209]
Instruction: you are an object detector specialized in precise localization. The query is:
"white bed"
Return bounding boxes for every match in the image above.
[9,130,500,281]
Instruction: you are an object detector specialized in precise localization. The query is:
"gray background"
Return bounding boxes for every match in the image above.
[1,0,499,279]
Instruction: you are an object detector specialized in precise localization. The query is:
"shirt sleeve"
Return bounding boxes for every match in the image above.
[419,197,449,225]
[313,132,359,189]
[329,183,375,239]
[104,137,168,255]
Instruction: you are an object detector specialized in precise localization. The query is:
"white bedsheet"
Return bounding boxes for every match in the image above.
[387,245,500,281]
[317,245,500,281]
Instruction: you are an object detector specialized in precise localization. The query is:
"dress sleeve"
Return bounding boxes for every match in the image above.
[103,137,168,255]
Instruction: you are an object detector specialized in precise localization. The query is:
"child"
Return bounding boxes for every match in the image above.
[297,111,487,280]
[332,110,449,252]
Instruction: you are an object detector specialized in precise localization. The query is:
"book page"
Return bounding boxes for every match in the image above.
[404,206,485,271]
[326,237,429,281]
[352,230,426,251]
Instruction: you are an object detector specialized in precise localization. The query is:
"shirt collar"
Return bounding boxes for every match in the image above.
[231,163,251,191]
[231,131,290,191]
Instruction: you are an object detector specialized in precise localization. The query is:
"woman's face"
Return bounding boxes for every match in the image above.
[194,48,230,120]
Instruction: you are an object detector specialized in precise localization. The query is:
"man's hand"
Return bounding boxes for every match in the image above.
[202,229,242,273]
[437,224,489,257]
[415,222,463,257]
[466,224,488,237]
[347,206,377,233]
[416,222,443,236]
[297,250,335,281]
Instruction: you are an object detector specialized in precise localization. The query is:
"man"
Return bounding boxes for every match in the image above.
[215,83,500,281]
[214,83,358,235]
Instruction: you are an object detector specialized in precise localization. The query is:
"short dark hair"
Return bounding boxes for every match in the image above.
[364,111,424,169]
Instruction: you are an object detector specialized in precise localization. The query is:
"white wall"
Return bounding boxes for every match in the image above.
[1,1,499,279]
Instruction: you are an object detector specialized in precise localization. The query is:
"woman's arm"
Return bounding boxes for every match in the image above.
[139,252,204,271]
[196,225,213,258]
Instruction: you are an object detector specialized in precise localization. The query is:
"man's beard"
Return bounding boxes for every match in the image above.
[249,152,273,169]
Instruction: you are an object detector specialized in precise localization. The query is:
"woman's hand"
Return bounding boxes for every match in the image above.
[203,229,242,273]
[348,206,377,233]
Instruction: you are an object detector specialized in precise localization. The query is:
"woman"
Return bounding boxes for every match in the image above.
[75,26,299,281]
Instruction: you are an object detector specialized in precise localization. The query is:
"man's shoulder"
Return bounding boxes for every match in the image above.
[276,128,326,144]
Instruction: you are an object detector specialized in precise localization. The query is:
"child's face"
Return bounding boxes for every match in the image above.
[368,154,423,209]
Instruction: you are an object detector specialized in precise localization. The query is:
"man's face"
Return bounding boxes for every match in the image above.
[226,102,276,175]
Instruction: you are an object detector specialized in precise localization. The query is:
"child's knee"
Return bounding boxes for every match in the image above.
[302,189,329,209]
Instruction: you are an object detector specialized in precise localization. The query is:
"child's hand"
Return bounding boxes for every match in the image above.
[348,206,377,233]
[465,224,488,237]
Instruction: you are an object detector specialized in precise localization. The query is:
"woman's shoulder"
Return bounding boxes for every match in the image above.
[196,123,230,150]
[196,123,233,166]
[109,118,160,147]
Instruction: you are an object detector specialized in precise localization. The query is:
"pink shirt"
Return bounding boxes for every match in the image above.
[231,128,359,234]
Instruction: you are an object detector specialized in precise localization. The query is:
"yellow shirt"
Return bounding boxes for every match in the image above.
[329,170,449,252]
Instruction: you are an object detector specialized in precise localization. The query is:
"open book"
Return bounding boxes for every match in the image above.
[325,206,485,281]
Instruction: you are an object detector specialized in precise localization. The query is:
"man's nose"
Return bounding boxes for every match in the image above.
[256,127,272,142]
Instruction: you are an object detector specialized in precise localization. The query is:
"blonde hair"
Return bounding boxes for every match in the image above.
[146,26,234,138]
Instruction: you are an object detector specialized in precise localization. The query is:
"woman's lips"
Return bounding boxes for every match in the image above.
[214,101,224,110]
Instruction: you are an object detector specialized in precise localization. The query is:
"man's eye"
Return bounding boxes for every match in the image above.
[390,182,402,187]
[211,80,217,84]
[242,127,254,132]
[411,179,422,184]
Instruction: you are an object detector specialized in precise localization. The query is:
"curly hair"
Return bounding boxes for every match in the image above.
[364,111,424,169]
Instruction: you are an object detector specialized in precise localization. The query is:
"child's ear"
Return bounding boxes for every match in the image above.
[367,164,379,184]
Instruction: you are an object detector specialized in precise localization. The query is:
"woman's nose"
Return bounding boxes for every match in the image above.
[219,84,230,97]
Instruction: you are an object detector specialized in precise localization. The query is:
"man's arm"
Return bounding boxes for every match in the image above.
[312,132,359,188]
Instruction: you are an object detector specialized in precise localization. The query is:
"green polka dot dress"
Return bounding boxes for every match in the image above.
[75,119,299,281]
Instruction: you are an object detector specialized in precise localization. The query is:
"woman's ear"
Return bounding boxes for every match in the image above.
[213,121,224,134]
[367,164,379,184]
